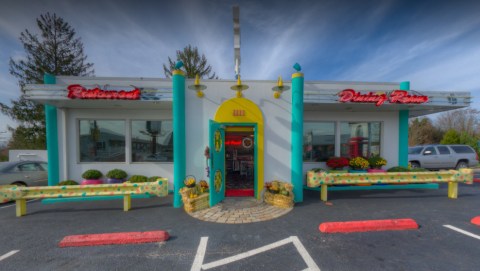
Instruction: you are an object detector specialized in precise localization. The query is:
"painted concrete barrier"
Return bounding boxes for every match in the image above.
[319,218,419,233]
[0,179,168,217]
[306,168,473,201]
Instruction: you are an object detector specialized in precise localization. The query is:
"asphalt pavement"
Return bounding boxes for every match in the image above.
[1,183,480,271]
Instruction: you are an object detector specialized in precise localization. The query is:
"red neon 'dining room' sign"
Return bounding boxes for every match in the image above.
[338,89,429,107]
[67,84,141,100]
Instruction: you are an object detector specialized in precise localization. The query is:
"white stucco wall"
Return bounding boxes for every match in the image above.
[184,80,292,184]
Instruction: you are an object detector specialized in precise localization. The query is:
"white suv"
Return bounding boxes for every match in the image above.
[408,144,479,170]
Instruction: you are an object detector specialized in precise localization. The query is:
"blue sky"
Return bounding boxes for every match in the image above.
[1,0,480,142]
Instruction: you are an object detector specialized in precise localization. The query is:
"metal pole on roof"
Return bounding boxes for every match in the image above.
[233,5,241,78]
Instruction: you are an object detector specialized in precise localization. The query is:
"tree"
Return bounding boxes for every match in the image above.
[436,108,480,136]
[441,129,479,152]
[440,129,461,144]
[1,13,94,149]
[408,118,443,146]
[163,45,217,79]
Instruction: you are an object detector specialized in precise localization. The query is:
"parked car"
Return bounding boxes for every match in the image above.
[0,161,48,187]
[408,144,479,170]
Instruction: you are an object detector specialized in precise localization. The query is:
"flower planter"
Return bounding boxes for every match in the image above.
[327,169,348,173]
[367,169,386,173]
[105,178,125,184]
[348,169,370,185]
[264,191,294,208]
[348,169,368,173]
[81,179,104,185]
[180,187,209,213]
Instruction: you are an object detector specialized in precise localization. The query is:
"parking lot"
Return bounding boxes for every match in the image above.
[1,183,480,271]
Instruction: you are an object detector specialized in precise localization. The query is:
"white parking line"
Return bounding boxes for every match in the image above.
[0,250,19,261]
[0,199,38,209]
[191,237,208,271]
[191,236,320,271]
[443,225,480,240]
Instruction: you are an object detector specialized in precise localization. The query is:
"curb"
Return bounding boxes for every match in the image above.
[59,231,170,247]
[471,216,480,226]
[319,218,419,233]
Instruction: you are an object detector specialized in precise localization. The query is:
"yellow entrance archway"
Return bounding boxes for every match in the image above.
[214,97,264,199]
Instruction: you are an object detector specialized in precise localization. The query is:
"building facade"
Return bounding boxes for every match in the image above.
[25,69,471,207]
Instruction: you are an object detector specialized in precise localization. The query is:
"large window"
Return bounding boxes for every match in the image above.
[131,120,173,162]
[303,121,382,161]
[340,122,381,158]
[79,120,126,162]
[303,122,335,162]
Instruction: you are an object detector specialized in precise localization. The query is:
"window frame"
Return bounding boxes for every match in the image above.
[77,118,127,164]
[130,119,174,164]
[303,120,384,163]
[303,121,336,162]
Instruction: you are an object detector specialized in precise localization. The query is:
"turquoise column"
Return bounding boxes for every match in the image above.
[398,81,410,167]
[172,70,186,208]
[44,74,60,186]
[291,70,304,203]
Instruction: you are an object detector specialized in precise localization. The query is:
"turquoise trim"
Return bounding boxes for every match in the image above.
[44,74,59,186]
[172,72,186,208]
[399,81,410,90]
[303,183,439,192]
[291,75,304,202]
[41,194,152,204]
[398,81,410,167]
[399,110,409,167]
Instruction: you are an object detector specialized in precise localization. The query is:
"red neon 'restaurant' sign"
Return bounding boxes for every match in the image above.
[67,84,141,100]
[338,89,429,106]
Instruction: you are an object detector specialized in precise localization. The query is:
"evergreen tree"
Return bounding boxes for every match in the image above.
[1,13,94,149]
[163,45,217,79]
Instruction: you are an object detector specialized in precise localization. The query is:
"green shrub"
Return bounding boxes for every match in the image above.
[106,169,127,179]
[81,169,103,179]
[387,166,410,172]
[127,175,148,183]
[148,176,163,182]
[58,180,79,186]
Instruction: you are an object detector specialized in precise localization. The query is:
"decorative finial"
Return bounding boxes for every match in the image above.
[230,75,249,97]
[194,74,200,85]
[187,74,207,98]
[293,63,301,72]
[175,61,184,70]
[272,75,290,99]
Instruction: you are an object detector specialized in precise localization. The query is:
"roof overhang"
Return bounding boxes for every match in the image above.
[24,76,472,116]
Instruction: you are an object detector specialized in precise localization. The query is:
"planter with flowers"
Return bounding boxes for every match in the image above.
[180,177,210,213]
[81,169,104,185]
[349,157,370,186]
[105,169,127,184]
[348,157,369,173]
[326,157,349,173]
[264,180,294,208]
[367,155,387,173]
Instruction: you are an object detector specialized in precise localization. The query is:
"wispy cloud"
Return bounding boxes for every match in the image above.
[1,0,480,140]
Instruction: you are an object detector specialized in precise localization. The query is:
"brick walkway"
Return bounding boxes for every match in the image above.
[188,197,293,224]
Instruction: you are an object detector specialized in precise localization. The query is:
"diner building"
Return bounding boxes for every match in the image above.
[25,70,472,207]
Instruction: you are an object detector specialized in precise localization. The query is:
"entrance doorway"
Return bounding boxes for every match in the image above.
[225,127,254,197]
